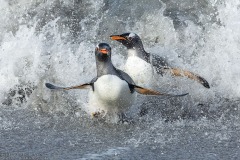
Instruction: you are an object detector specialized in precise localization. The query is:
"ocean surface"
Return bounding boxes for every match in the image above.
[0,0,240,159]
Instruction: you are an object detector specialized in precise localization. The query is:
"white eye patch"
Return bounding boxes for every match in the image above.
[129,33,136,38]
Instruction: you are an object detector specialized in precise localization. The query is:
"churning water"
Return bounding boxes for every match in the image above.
[0,0,240,159]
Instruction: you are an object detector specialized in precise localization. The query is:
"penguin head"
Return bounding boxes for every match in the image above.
[110,32,143,49]
[95,43,112,62]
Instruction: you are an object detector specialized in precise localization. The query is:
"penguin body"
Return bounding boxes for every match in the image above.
[125,55,153,86]
[88,74,135,116]
[84,43,136,117]
[110,33,210,88]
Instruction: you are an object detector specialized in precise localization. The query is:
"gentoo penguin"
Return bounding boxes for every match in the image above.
[46,43,188,122]
[110,32,210,88]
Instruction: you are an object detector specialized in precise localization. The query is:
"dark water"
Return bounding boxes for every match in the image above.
[1,106,240,160]
[0,0,240,159]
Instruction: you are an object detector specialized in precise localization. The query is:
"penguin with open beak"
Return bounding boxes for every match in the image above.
[110,33,210,88]
[46,43,188,123]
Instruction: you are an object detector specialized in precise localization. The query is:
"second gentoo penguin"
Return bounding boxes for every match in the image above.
[45,43,188,122]
[110,32,210,88]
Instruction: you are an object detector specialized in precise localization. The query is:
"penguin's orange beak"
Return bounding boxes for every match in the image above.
[110,35,127,41]
[100,49,108,54]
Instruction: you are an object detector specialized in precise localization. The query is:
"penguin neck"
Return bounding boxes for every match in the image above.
[127,46,150,63]
[96,59,117,77]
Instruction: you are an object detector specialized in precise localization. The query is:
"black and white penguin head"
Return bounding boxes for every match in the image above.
[95,43,112,61]
[110,32,143,49]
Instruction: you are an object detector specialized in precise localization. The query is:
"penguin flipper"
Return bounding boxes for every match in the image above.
[45,83,92,90]
[117,69,135,84]
[162,67,210,88]
[133,85,188,97]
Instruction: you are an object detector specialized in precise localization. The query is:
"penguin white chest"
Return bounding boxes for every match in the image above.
[91,75,135,112]
[125,56,153,86]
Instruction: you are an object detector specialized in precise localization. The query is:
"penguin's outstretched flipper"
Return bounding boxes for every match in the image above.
[132,84,188,97]
[161,67,210,89]
[45,83,92,90]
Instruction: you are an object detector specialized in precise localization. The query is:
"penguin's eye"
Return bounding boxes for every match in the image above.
[128,37,133,41]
